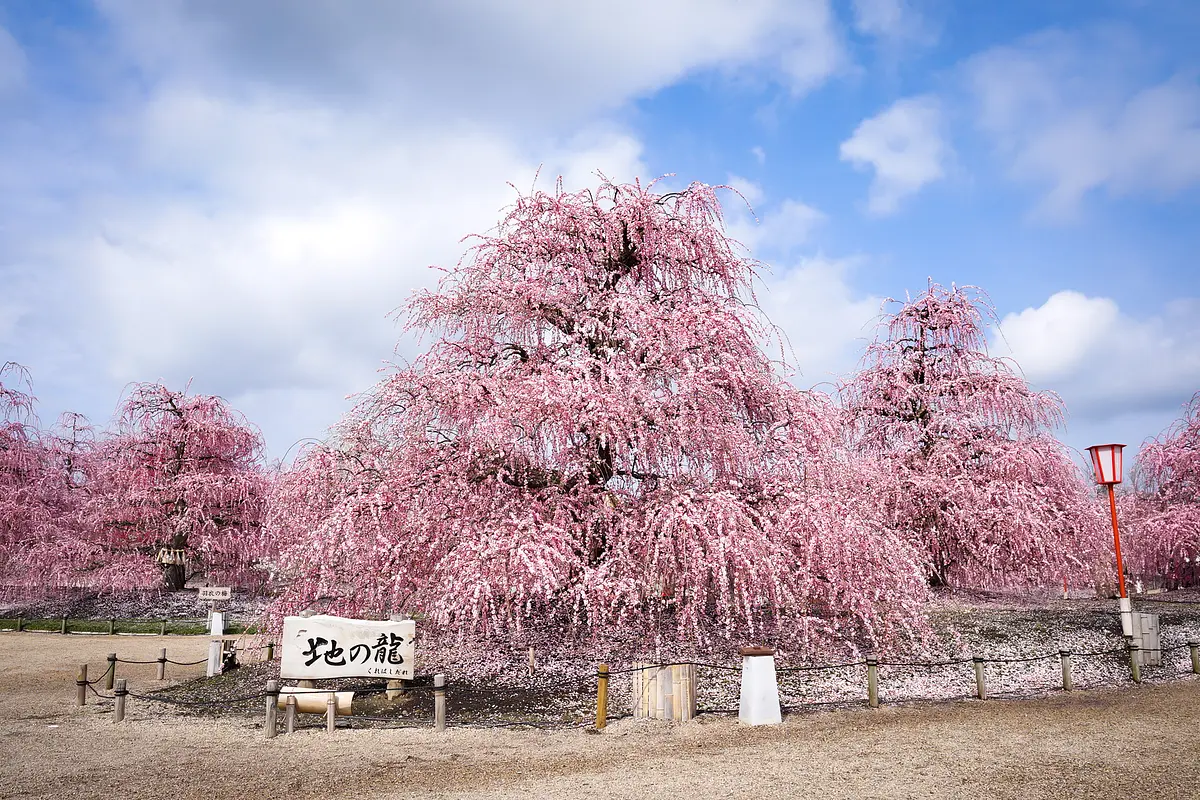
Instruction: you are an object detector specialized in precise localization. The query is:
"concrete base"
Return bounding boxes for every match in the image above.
[738,652,782,726]
[1119,596,1133,638]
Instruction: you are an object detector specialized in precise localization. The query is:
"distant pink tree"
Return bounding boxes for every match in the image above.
[1126,393,1200,586]
[841,283,1104,589]
[0,362,51,589]
[271,178,930,657]
[85,383,272,591]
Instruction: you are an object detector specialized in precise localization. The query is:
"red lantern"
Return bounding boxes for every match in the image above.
[1085,443,1125,486]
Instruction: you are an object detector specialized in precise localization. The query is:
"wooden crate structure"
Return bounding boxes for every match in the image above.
[632,663,696,722]
[1132,612,1161,667]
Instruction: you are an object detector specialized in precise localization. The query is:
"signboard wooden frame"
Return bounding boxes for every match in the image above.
[281,615,416,680]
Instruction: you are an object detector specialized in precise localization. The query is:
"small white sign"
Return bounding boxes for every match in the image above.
[198,586,232,601]
[281,615,416,680]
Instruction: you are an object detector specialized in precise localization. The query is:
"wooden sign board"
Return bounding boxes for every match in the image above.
[198,586,232,601]
[281,615,416,680]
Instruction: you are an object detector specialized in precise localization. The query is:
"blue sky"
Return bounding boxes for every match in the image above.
[1,0,1198,468]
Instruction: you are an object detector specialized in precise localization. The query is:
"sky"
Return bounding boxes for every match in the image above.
[1,0,1198,468]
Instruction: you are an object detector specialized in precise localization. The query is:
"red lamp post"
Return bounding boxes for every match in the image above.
[1086,443,1131,635]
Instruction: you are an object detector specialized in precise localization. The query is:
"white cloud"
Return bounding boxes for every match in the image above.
[994,290,1200,420]
[851,0,934,45]
[839,95,947,214]
[759,257,881,385]
[0,25,24,94]
[966,30,1200,220]
[750,146,766,165]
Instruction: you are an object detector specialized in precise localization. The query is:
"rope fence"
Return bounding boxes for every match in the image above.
[0,615,257,637]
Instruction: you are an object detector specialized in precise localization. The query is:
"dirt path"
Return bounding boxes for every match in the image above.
[1,632,1198,799]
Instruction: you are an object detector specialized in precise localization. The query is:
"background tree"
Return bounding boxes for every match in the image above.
[87,383,272,591]
[0,362,51,591]
[271,178,930,658]
[1126,393,1200,587]
[841,283,1104,589]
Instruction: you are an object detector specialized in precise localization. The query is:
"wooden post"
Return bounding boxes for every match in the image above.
[16,615,23,632]
[76,664,88,706]
[1129,642,1141,683]
[973,658,987,700]
[866,656,879,708]
[434,673,446,732]
[1060,650,1072,691]
[105,653,117,691]
[156,648,167,681]
[107,618,115,635]
[114,678,127,723]
[60,616,67,634]
[528,646,536,676]
[265,680,279,739]
[325,692,336,733]
[265,642,275,662]
[159,619,167,636]
[596,663,609,729]
[1189,642,1199,674]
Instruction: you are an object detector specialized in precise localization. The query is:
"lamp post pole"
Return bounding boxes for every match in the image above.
[1087,444,1131,637]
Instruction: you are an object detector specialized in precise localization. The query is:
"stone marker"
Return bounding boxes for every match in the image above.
[737,646,781,726]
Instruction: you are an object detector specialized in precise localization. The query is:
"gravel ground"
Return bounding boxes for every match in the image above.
[2,619,1200,799]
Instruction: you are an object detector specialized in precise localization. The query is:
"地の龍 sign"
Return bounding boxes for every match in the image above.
[198,586,231,601]
[280,615,416,680]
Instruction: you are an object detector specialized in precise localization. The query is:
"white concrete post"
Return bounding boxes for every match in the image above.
[1119,596,1133,638]
[737,646,781,726]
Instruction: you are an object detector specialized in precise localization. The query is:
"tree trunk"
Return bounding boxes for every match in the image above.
[162,562,186,591]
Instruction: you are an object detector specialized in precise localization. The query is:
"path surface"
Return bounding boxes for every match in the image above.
[1,632,1198,799]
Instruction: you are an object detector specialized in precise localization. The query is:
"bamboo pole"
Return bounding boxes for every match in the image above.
[265,680,278,739]
[76,664,88,706]
[325,693,337,733]
[156,648,167,681]
[114,678,127,723]
[105,653,117,691]
[866,656,879,709]
[1060,650,1072,691]
[596,663,610,729]
[265,642,274,662]
[285,695,297,734]
[434,674,446,732]
[973,658,987,700]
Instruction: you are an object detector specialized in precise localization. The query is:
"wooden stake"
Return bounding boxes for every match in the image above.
[76,664,88,706]
[105,653,117,691]
[159,619,167,636]
[434,674,446,732]
[285,695,297,734]
[596,663,609,729]
[114,678,127,723]
[528,646,536,676]
[1129,642,1141,683]
[107,618,115,635]
[866,656,879,708]
[325,693,337,733]
[16,615,23,632]
[157,648,167,681]
[265,680,278,739]
[1059,650,1072,691]
[265,642,275,662]
[973,658,987,700]
[1189,642,1199,674]
[60,616,67,634]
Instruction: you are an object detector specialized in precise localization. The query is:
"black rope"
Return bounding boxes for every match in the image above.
[603,662,684,675]
[86,683,116,700]
[777,660,866,673]
[166,658,209,666]
[690,662,742,672]
[984,653,1059,664]
[116,658,160,665]
[128,690,269,706]
[877,657,974,667]
[1072,646,1127,658]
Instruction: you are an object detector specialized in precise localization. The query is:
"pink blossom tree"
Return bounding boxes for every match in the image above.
[85,383,273,591]
[271,178,930,657]
[0,362,51,589]
[841,283,1104,589]
[1126,393,1200,587]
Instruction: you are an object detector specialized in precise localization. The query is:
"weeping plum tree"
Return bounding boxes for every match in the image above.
[1126,393,1200,586]
[841,283,1104,589]
[86,383,272,591]
[271,178,929,656]
[0,362,49,588]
